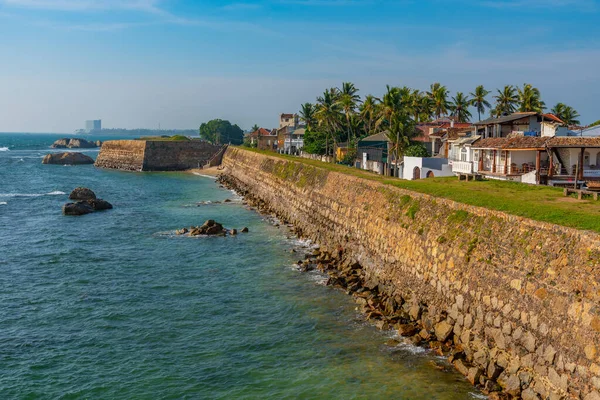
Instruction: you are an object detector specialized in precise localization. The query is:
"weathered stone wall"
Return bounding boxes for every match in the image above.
[143,141,221,171]
[94,140,146,171]
[95,140,221,171]
[222,147,600,400]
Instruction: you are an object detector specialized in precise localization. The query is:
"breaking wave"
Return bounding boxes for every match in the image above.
[0,191,66,198]
[0,147,9,151]
[0,202,7,205]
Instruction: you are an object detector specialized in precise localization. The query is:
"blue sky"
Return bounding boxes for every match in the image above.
[0,0,599,132]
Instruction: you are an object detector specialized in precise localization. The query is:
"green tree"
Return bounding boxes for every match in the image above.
[199,119,244,145]
[493,85,518,117]
[518,83,545,113]
[589,120,600,128]
[250,124,260,132]
[428,83,450,119]
[470,85,491,121]
[337,82,361,146]
[302,129,327,155]
[299,103,317,131]
[386,113,418,175]
[315,88,342,157]
[404,142,430,157]
[551,103,581,126]
[359,95,379,138]
[449,92,472,122]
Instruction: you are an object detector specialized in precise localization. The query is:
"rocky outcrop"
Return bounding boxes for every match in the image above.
[69,187,96,200]
[219,147,600,400]
[175,220,246,237]
[42,152,94,165]
[62,187,112,216]
[51,138,100,149]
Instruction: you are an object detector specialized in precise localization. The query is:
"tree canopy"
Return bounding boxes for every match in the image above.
[199,119,244,145]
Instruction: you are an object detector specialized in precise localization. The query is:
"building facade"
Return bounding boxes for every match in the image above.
[85,120,102,133]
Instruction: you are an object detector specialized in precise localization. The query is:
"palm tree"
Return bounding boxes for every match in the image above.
[551,103,566,119]
[518,83,545,113]
[337,82,361,146]
[359,95,379,138]
[493,85,518,117]
[375,85,403,131]
[562,106,581,126]
[427,83,450,119]
[299,103,316,131]
[386,113,417,176]
[250,124,260,132]
[315,88,342,157]
[470,85,491,121]
[449,92,472,123]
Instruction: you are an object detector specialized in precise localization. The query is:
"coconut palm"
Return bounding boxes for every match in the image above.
[518,83,545,113]
[386,112,417,176]
[315,88,342,157]
[427,83,450,119]
[299,103,317,131]
[337,82,361,146]
[562,106,581,126]
[250,124,260,132]
[470,85,491,121]
[375,85,403,130]
[449,92,472,123]
[492,85,518,117]
[359,95,379,138]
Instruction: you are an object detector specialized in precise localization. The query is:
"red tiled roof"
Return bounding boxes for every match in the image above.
[547,137,600,147]
[542,114,565,124]
[473,136,550,150]
[249,128,275,137]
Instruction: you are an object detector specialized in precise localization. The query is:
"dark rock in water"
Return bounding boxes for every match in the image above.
[42,152,94,165]
[62,202,94,216]
[86,198,113,211]
[241,227,249,233]
[185,219,227,236]
[224,199,232,203]
[69,187,96,200]
[51,138,100,149]
[230,229,237,235]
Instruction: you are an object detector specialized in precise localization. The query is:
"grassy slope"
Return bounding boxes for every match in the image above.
[239,148,600,233]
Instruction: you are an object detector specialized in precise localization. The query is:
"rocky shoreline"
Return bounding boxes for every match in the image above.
[217,172,519,400]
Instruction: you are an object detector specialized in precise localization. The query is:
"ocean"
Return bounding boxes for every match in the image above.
[0,133,482,399]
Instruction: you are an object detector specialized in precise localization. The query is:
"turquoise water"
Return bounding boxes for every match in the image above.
[0,133,481,399]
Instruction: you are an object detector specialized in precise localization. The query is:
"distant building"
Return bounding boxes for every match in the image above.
[279,113,298,129]
[85,120,102,133]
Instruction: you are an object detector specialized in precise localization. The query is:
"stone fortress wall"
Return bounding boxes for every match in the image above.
[94,140,221,171]
[221,147,600,400]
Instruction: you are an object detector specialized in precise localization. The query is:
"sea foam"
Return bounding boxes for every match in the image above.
[0,147,9,151]
[0,191,66,198]
[0,202,7,205]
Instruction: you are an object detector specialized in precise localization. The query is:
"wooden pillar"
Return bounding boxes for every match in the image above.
[535,150,541,184]
[548,149,554,178]
[504,151,508,174]
[479,150,484,171]
[492,150,497,173]
[579,148,585,181]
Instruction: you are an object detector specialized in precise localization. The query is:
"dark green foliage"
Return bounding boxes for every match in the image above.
[303,130,327,155]
[199,119,244,145]
[404,143,430,157]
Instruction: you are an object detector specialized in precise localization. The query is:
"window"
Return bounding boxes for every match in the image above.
[500,151,506,163]
[460,147,467,162]
[474,150,479,162]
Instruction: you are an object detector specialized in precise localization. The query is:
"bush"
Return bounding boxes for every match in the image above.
[404,143,430,157]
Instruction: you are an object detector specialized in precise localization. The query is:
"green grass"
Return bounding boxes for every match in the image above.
[138,135,190,141]
[236,147,600,233]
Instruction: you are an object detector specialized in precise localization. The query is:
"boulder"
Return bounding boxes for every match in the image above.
[62,202,94,216]
[86,198,113,211]
[434,320,454,342]
[42,152,94,165]
[69,187,96,200]
[51,138,99,149]
[241,227,249,233]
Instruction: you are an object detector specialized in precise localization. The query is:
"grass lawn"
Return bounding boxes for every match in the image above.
[239,147,600,233]
[138,135,190,141]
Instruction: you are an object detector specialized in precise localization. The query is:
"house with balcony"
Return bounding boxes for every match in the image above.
[545,137,600,187]
[474,112,567,139]
[277,127,305,155]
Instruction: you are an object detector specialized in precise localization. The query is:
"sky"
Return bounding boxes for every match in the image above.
[0,0,599,132]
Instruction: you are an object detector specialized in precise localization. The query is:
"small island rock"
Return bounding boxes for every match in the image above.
[51,138,101,149]
[86,198,113,210]
[69,187,96,201]
[42,152,94,165]
[62,202,94,216]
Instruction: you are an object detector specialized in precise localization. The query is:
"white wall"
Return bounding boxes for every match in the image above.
[402,157,454,180]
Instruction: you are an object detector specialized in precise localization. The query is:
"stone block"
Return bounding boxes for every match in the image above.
[434,320,454,342]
